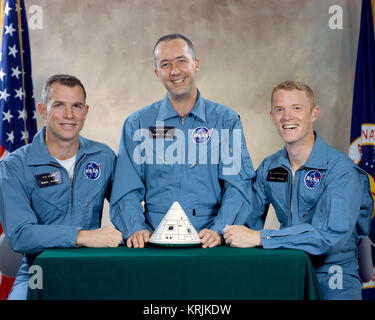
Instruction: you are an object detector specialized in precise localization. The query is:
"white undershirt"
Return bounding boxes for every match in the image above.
[56,155,76,182]
[291,169,295,178]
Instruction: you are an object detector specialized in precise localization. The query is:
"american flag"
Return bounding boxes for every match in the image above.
[0,0,37,160]
[0,0,37,299]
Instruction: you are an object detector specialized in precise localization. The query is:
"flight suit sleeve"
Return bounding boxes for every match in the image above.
[0,157,81,255]
[104,149,116,202]
[110,117,149,238]
[260,163,373,256]
[210,115,256,234]
[245,161,271,230]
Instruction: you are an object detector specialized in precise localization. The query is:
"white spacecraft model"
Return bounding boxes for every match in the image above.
[149,201,201,247]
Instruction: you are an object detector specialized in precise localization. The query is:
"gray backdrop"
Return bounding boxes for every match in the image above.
[25,0,361,228]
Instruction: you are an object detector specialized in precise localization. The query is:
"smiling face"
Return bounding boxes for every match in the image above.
[154,38,200,100]
[38,83,88,145]
[270,88,319,147]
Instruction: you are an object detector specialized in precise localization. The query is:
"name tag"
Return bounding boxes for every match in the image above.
[149,126,175,139]
[35,171,63,188]
[267,167,288,183]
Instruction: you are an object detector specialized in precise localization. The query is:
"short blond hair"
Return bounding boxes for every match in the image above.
[271,80,315,107]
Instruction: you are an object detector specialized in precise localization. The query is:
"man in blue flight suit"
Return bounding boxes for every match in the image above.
[0,74,122,300]
[110,34,254,248]
[223,80,373,299]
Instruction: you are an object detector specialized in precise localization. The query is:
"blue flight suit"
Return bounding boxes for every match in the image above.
[110,90,254,237]
[248,132,373,299]
[0,127,116,299]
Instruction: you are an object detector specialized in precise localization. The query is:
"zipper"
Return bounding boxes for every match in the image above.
[83,185,105,208]
[263,230,311,240]
[190,162,197,168]
[302,210,310,218]
[290,172,295,218]
[231,201,244,225]
[263,234,286,240]
[143,140,169,166]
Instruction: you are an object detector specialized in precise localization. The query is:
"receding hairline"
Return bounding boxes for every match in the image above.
[153,34,196,67]
[42,74,87,105]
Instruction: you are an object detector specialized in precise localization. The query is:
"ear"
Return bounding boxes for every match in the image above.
[83,104,89,119]
[37,103,47,120]
[311,106,320,123]
[194,57,200,72]
[154,68,161,80]
[269,108,277,125]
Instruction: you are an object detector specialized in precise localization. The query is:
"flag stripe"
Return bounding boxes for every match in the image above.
[0,1,4,51]
[0,145,8,160]
[16,0,27,144]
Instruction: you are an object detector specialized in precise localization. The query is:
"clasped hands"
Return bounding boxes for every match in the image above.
[126,228,223,248]
[126,225,262,248]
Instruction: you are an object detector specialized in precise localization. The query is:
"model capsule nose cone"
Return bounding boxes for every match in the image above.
[170,201,182,210]
[149,201,201,247]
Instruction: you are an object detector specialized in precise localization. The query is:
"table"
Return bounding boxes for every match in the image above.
[27,246,322,300]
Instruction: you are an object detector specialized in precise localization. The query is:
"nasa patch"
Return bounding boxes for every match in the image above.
[191,126,211,144]
[304,170,323,189]
[84,161,101,180]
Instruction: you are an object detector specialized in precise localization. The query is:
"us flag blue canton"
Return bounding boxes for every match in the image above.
[0,0,37,160]
[349,0,375,299]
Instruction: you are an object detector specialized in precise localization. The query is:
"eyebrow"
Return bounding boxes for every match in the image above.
[158,55,188,65]
[273,104,302,107]
[52,100,84,105]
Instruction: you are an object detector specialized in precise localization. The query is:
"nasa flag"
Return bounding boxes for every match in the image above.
[349,0,375,299]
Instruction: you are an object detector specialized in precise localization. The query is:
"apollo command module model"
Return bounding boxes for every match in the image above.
[149,201,201,247]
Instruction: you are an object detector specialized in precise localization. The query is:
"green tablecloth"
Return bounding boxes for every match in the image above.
[27,246,322,300]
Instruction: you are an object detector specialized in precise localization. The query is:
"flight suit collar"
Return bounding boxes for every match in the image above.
[156,89,206,123]
[26,127,102,166]
[303,132,328,170]
[270,131,328,172]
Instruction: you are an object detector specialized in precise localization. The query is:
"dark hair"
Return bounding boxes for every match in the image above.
[153,34,196,67]
[42,74,87,104]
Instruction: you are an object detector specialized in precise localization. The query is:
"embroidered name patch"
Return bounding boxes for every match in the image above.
[84,161,101,180]
[192,126,211,144]
[304,170,323,189]
[35,171,63,188]
[267,167,288,183]
[149,126,175,139]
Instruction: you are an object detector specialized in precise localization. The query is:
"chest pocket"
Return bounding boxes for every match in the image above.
[29,169,69,224]
[78,183,106,228]
[141,135,173,181]
[79,164,109,208]
[297,169,326,221]
[80,183,106,210]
